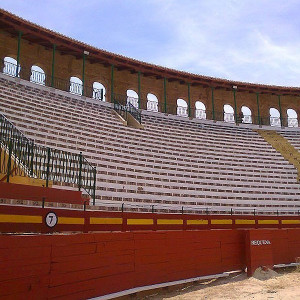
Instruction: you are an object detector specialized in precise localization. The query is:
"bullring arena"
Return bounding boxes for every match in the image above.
[0,8,300,300]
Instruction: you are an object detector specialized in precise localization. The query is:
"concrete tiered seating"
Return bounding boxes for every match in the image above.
[280,129,300,151]
[1,74,300,214]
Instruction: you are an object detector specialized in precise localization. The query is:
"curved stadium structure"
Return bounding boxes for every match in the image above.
[0,8,300,300]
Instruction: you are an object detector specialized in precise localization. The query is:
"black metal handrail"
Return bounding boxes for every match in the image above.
[127,102,142,123]
[99,201,300,216]
[0,113,32,144]
[113,94,142,124]
[0,114,96,204]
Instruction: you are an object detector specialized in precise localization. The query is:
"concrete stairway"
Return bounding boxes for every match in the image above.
[256,130,300,181]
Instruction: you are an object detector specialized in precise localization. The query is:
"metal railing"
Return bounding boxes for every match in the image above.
[114,94,142,124]
[2,61,104,101]
[177,106,188,117]
[0,113,97,204]
[97,201,300,216]
[147,100,159,112]
[195,109,206,120]
[270,117,281,127]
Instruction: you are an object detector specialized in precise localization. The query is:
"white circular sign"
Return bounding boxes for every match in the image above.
[45,212,58,228]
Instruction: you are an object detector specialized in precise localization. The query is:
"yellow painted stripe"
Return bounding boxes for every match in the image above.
[127,219,153,225]
[282,220,300,225]
[58,217,84,225]
[157,219,183,225]
[258,220,279,225]
[235,219,256,225]
[187,219,208,225]
[211,219,233,225]
[0,214,42,224]
[90,217,123,225]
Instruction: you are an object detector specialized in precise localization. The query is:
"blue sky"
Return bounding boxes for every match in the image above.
[1,0,300,87]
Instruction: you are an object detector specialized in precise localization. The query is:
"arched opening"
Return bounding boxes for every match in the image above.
[270,108,281,127]
[241,106,252,124]
[195,101,206,119]
[287,108,298,127]
[93,82,105,101]
[127,89,139,109]
[3,57,20,77]
[147,93,158,112]
[177,99,188,117]
[30,65,45,85]
[70,77,83,96]
[224,104,235,123]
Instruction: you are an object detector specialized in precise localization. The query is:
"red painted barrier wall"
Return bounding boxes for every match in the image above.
[1,204,300,234]
[245,229,300,276]
[0,230,245,299]
[0,229,299,299]
[0,182,86,205]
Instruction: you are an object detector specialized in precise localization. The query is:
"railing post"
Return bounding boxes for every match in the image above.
[51,44,56,87]
[188,83,191,117]
[138,71,141,109]
[82,51,89,96]
[30,142,34,176]
[256,92,261,126]
[16,31,22,77]
[78,151,83,191]
[233,86,238,124]
[6,140,13,183]
[278,95,283,127]
[163,77,167,113]
[46,147,51,188]
[111,64,114,103]
[92,167,96,205]
[211,87,215,121]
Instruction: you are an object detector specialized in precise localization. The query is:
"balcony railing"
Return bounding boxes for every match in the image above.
[288,118,298,128]
[270,117,281,127]
[195,109,206,120]
[0,113,97,204]
[177,106,188,117]
[147,100,158,112]
[2,61,104,101]
[224,113,235,123]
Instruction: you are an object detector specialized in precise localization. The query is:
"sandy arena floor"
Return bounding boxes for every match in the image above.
[146,269,300,300]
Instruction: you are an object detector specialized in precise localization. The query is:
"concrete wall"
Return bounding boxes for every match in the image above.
[0,229,299,298]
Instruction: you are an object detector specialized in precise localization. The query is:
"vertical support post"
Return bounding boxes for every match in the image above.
[51,44,56,87]
[111,64,114,103]
[138,71,141,109]
[6,140,13,183]
[256,92,261,126]
[211,87,215,121]
[78,152,83,191]
[30,141,34,176]
[278,95,283,127]
[16,31,22,77]
[188,83,191,117]
[233,88,238,124]
[93,167,97,205]
[46,147,51,188]
[163,77,167,113]
[82,52,86,96]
